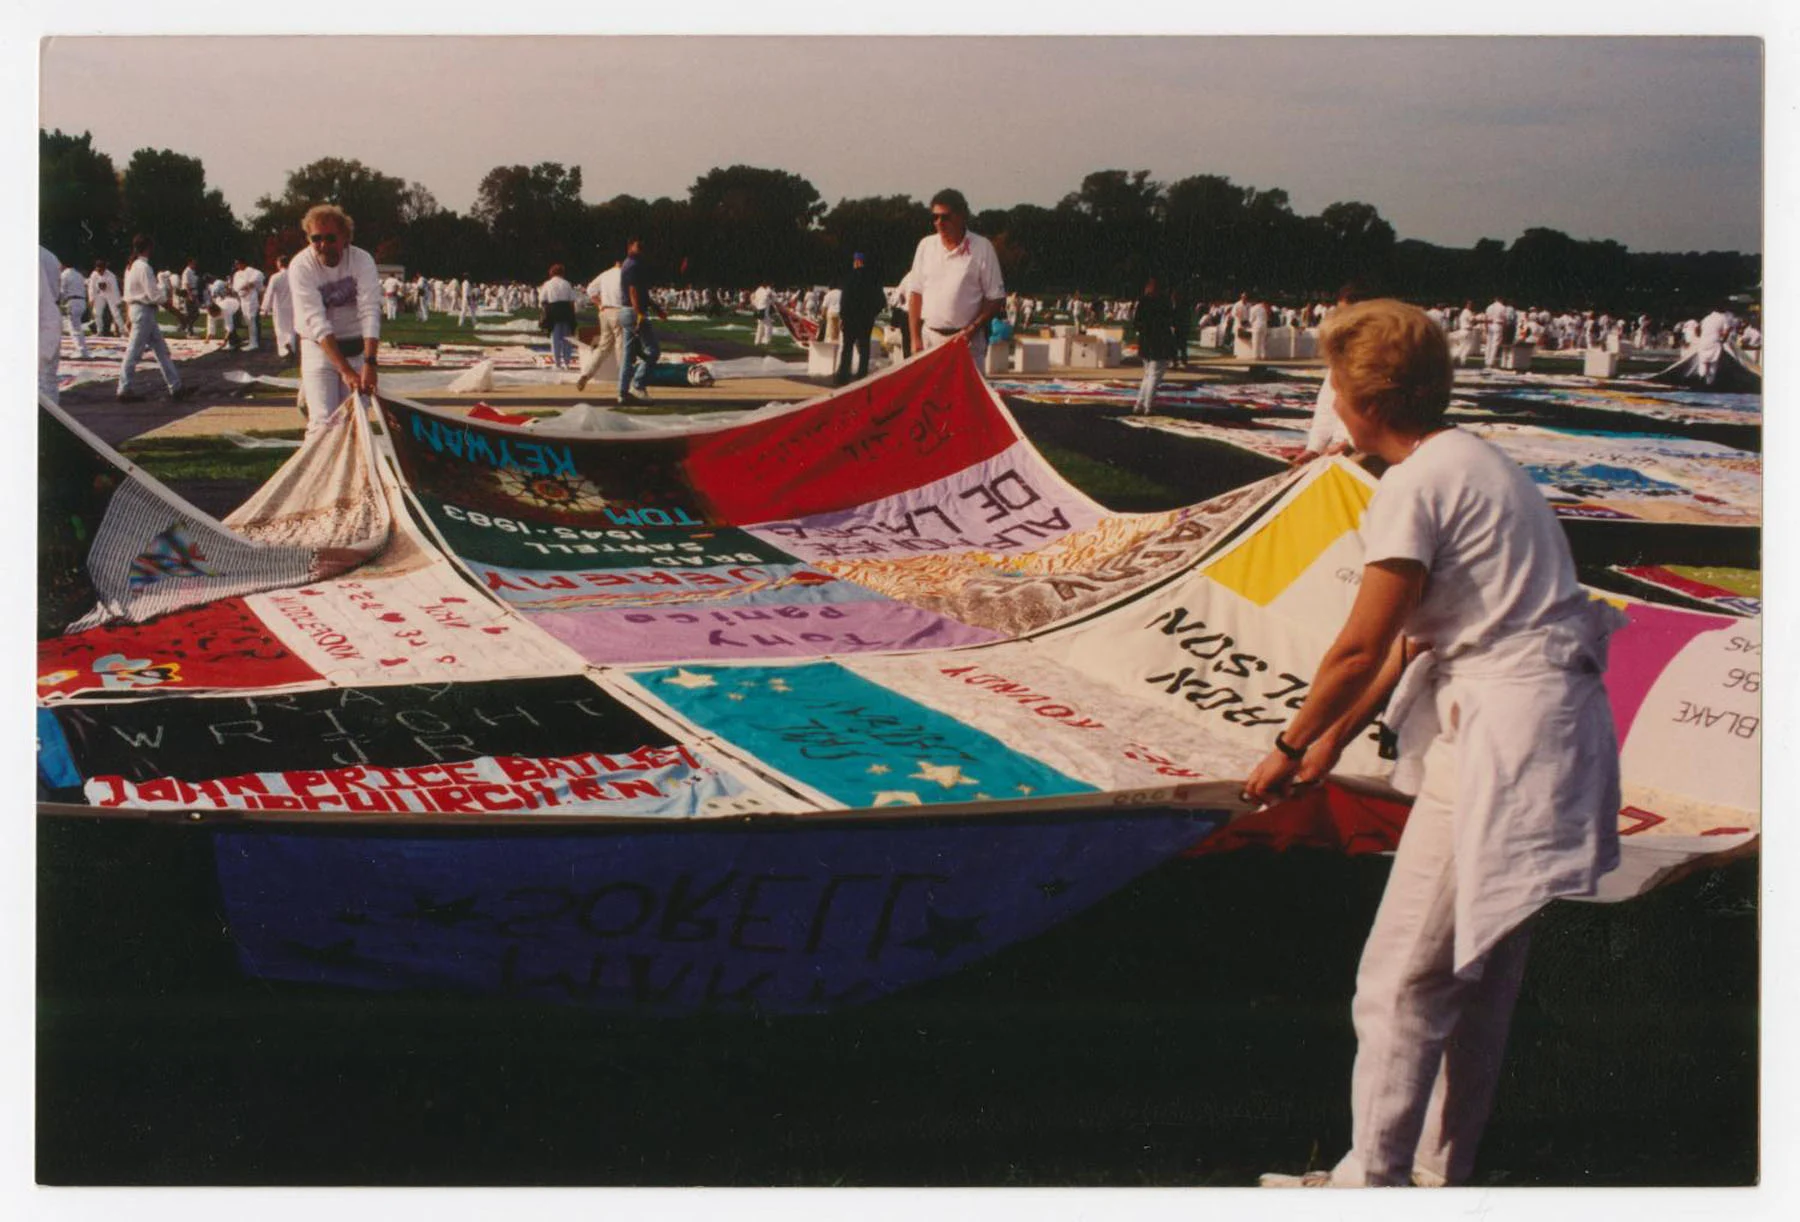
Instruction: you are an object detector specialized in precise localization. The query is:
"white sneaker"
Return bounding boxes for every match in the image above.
[1258,1170,1333,1187]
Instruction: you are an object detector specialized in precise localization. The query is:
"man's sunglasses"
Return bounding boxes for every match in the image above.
[307,233,342,245]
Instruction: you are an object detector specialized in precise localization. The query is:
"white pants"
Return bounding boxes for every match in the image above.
[269,301,296,357]
[457,299,475,326]
[299,339,365,437]
[65,300,91,358]
[577,307,626,386]
[1483,329,1503,367]
[383,294,398,321]
[1330,727,1533,1187]
[416,294,429,321]
[1134,359,1167,414]
[1250,323,1268,358]
[241,292,261,348]
[754,311,773,345]
[92,295,126,336]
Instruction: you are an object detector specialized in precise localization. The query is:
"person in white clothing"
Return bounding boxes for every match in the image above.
[381,273,401,321]
[287,204,382,435]
[1250,299,1621,1189]
[1482,296,1510,368]
[456,277,476,326]
[821,285,842,343]
[232,260,265,350]
[538,262,579,369]
[262,256,296,358]
[414,274,430,321]
[1248,299,1270,359]
[575,260,625,393]
[115,234,189,401]
[1694,307,1732,383]
[907,188,1005,366]
[40,246,65,402]
[751,284,774,346]
[88,261,125,337]
[58,262,92,359]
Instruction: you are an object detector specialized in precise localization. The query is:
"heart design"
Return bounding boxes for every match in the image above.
[300,588,322,596]
[378,612,405,623]
[379,658,406,667]
[481,626,507,635]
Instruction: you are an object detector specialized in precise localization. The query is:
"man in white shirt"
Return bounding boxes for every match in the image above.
[414,274,430,321]
[232,260,266,350]
[287,204,382,435]
[58,262,92,359]
[1248,299,1271,359]
[40,246,65,402]
[87,260,125,338]
[575,260,625,393]
[115,234,190,402]
[822,284,842,343]
[907,188,1005,367]
[262,255,296,358]
[751,284,774,346]
[1695,307,1733,384]
[1482,296,1510,368]
[381,273,401,321]
[457,277,476,326]
[178,259,202,336]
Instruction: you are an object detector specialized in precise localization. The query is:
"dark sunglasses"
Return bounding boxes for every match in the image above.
[307,233,341,245]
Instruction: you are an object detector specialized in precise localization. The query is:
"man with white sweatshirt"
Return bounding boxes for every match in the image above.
[286,204,382,435]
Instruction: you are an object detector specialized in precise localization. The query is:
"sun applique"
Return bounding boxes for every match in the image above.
[493,468,609,514]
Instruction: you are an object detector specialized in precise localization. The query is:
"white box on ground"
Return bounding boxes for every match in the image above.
[1199,325,1220,348]
[984,340,1014,376]
[1584,349,1620,378]
[1234,334,1256,360]
[1295,329,1318,360]
[807,340,839,376]
[1093,326,1125,343]
[1501,343,1535,373]
[1069,336,1106,369]
[1012,340,1051,373]
[1051,325,1073,339]
[1047,335,1074,366]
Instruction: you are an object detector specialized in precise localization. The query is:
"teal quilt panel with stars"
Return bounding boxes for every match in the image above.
[630,662,1095,808]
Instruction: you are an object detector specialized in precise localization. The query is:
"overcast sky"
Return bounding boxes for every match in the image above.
[38,35,1762,255]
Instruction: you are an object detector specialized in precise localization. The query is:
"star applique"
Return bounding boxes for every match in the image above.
[727,692,746,702]
[867,763,891,775]
[910,760,979,790]
[902,908,986,959]
[1016,784,1035,796]
[663,668,718,690]
[767,678,792,693]
[870,790,923,806]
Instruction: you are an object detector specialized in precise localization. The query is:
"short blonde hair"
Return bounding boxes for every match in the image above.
[1319,298,1451,432]
[302,203,354,241]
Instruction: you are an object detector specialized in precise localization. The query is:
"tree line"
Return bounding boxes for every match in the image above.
[42,129,1758,314]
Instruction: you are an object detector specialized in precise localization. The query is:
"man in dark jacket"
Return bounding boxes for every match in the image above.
[834,251,888,386]
[1132,276,1177,416]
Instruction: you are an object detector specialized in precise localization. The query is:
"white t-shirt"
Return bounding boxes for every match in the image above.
[1359,428,1584,658]
[908,230,1005,331]
[539,275,578,305]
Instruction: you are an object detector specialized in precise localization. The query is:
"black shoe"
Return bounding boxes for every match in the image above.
[618,392,645,406]
[115,390,145,403]
[170,384,196,401]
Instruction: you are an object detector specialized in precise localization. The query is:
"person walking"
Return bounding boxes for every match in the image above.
[59,261,91,359]
[1250,299,1622,1189]
[539,262,579,370]
[263,255,296,358]
[114,235,190,403]
[87,260,124,337]
[1131,276,1176,416]
[617,237,666,406]
[575,259,625,393]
